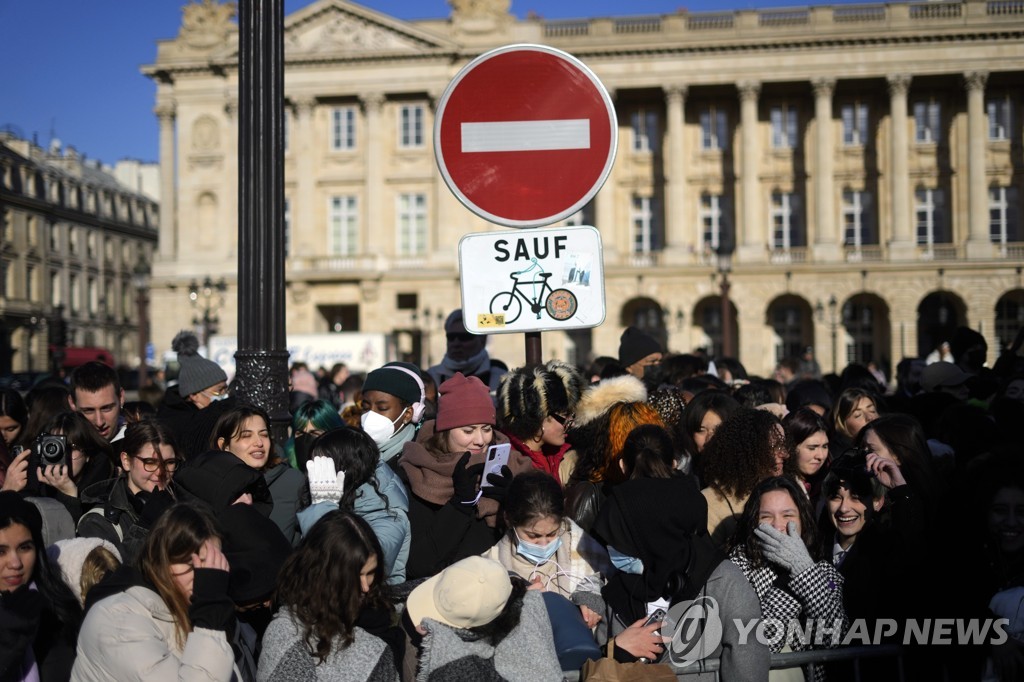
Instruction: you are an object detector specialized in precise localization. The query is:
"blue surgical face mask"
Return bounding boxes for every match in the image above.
[608,545,645,575]
[514,530,562,565]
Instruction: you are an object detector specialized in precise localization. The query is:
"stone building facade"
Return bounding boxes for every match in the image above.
[0,133,159,375]
[144,0,1024,377]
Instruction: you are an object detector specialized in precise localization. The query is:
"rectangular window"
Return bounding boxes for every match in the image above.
[990,186,1020,244]
[700,193,723,250]
[842,189,875,246]
[988,96,1013,141]
[49,221,60,252]
[564,200,595,226]
[841,102,869,146]
[913,99,941,144]
[25,264,35,301]
[328,195,359,256]
[631,196,662,253]
[915,187,948,245]
[770,191,803,249]
[770,105,798,149]
[331,106,356,150]
[69,275,79,313]
[631,109,659,153]
[87,277,98,315]
[700,107,729,151]
[399,104,425,149]
[397,193,427,256]
[0,260,7,298]
[50,271,61,307]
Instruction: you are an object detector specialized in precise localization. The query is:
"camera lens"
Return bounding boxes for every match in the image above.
[44,442,59,456]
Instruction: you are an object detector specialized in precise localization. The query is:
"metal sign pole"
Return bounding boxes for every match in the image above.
[525,331,542,366]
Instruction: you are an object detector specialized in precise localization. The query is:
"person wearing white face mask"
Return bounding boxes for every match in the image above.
[359,362,427,463]
[483,470,610,629]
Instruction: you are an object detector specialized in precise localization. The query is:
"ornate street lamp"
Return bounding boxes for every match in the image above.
[188,276,227,354]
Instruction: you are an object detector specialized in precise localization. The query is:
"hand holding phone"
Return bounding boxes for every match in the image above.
[480,443,511,488]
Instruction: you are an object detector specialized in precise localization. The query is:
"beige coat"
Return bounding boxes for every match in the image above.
[702,486,749,550]
[71,585,237,682]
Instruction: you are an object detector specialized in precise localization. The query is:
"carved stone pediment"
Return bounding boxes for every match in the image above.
[178,0,236,51]
[283,0,452,56]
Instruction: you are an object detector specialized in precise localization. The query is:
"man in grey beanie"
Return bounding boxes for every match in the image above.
[155,331,236,457]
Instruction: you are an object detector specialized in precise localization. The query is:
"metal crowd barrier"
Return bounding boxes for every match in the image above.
[563,644,906,681]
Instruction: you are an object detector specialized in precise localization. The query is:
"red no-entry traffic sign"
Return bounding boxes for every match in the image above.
[434,44,617,228]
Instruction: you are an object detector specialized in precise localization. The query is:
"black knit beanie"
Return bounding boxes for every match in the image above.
[363,362,423,407]
[618,327,662,368]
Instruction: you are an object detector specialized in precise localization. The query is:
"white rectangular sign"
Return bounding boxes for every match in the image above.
[205,333,390,379]
[458,225,605,335]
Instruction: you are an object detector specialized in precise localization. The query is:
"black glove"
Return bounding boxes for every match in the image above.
[188,568,236,634]
[450,452,485,515]
[135,489,176,529]
[481,464,514,504]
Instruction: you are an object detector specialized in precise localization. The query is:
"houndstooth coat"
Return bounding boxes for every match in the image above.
[730,547,849,682]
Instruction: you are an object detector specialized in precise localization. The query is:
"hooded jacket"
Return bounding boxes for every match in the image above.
[297,460,411,584]
[72,566,239,682]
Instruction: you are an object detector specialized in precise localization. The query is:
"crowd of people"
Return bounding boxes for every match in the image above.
[1,316,1023,682]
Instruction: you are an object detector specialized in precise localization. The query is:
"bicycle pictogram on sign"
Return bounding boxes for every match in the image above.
[489,258,578,324]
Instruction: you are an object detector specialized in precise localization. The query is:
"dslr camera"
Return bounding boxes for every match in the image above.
[34,433,68,469]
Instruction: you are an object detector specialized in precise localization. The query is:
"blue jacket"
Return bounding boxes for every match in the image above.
[297,461,411,584]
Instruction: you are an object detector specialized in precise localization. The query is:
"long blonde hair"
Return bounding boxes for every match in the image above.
[140,504,221,649]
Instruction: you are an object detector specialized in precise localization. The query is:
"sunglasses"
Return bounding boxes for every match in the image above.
[550,413,575,429]
[446,332,475,342]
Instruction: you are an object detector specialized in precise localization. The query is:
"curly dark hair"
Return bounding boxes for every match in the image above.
[275,510,388,662]
[731,476,819,565]
[701,408,785,498]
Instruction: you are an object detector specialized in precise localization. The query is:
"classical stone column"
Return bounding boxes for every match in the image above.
[293,96,316,257]
[361,93,385,258]
[886,74,914,259]
[965,71,992,258]
[155,102,176,259]
[737,81,763,262]
[663,84,689,264]
[812,78,839,261]
[596,87,619,259]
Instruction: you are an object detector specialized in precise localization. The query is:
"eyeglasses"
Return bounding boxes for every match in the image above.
[136,457,181,473]
[550,413,575,429]
[208,386,229,397]
[446,332,474,342]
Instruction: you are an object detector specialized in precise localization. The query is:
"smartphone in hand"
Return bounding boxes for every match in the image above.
[480,443,511,487]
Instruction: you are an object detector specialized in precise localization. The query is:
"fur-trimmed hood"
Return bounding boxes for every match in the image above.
[573,375,647,428]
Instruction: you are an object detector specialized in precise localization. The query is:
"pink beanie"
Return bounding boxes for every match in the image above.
[436,372,495,431]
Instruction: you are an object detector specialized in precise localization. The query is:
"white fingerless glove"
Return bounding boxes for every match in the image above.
[306,456,345,505]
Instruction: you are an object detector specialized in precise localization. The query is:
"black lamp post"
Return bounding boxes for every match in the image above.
[188,276,227,354]
[716,249,735,359]
[816,295,840,375]
[132,261,152,389]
